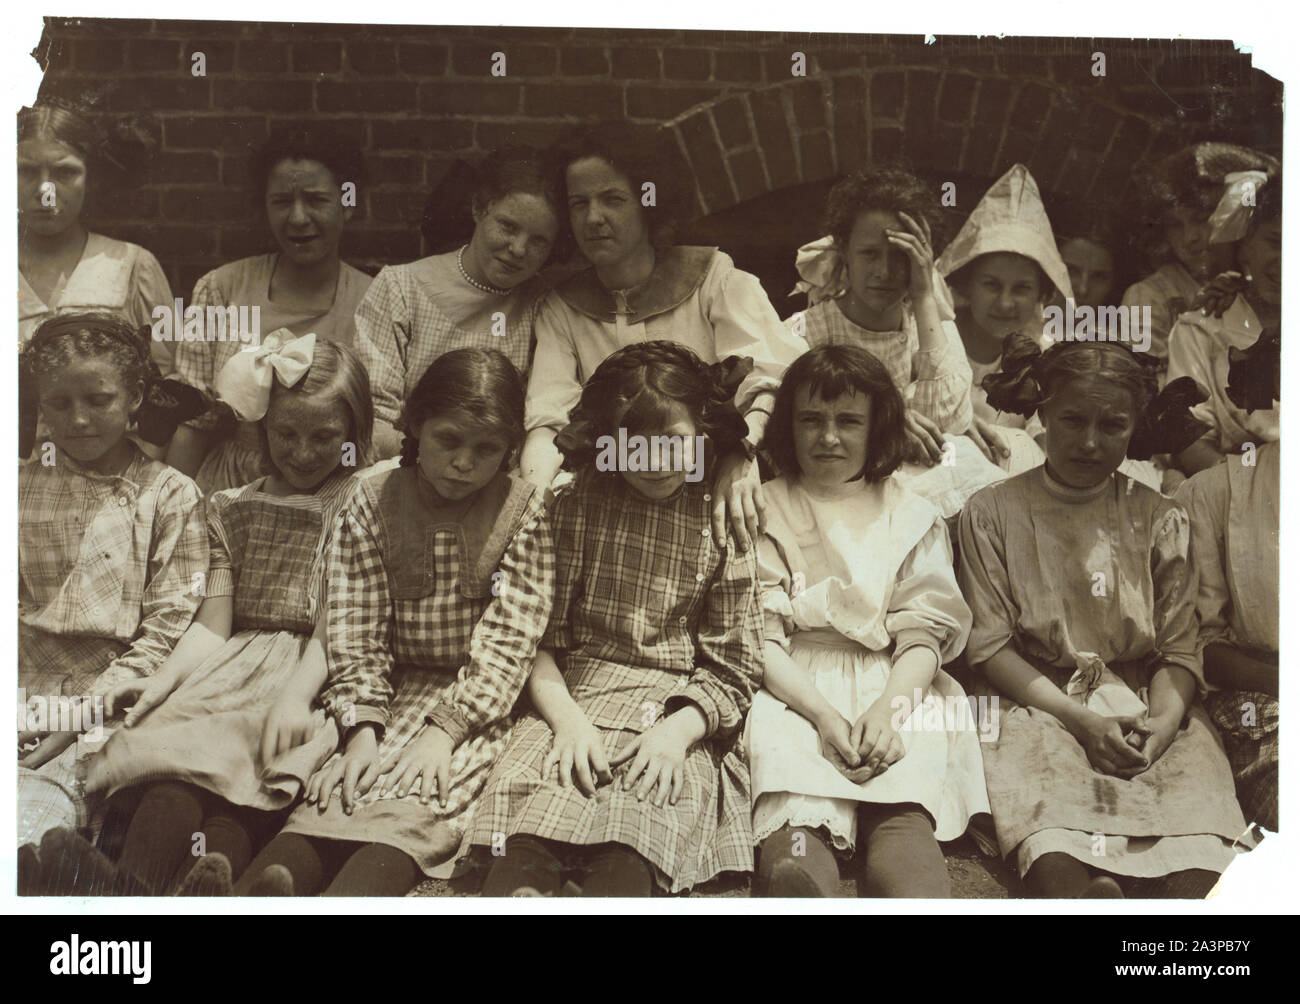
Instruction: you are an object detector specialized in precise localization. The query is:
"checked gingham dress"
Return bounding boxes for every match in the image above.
[465,472,765,894]
[85,469,359,809]
[18,444,208,845]
[282,464,554,877]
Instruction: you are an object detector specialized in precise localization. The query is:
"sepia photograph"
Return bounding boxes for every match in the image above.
[5,2,1289,955]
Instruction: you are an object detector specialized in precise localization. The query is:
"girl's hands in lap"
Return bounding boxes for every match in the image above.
[611,719,690,808]
[306,723,381,814]
[542,713,611,797]
[1070,711,1150,778]
[377,724,455,807]
[850,702,906,780]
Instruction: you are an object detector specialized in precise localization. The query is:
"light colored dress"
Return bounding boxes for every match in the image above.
[1175,442,1279,829]
[355,251,550,440]
[524,246,804,437]
[85,470,358,808]
[465,471,765,893]
[746,475,989,851]
[19,232,174,372]
[1121,262,1201,369]
[172,253,373,494]
[282,465,553,877]
[957,466,1247,878]
[1166,297,1279,457]
[18,444,207,845]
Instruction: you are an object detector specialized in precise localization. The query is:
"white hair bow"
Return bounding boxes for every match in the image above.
[1208,170,1270,245]
[213,329,317,421]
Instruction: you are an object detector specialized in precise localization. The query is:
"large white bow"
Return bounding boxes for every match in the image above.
[213,329,317,421]
[1208,170,1270,245]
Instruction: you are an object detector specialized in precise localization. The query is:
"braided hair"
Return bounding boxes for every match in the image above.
[555,341,753,474]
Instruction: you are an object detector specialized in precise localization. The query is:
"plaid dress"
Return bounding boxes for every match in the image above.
[283,465,554,876]
[18,445,207,845]
[85,470,359,809]
[465,473,765,893]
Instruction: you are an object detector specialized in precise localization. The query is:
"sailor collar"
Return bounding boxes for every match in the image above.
[553,245,718,326]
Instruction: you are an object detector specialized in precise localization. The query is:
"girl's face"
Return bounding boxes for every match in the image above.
[1040,376,1136,489]
[37,356,141,471]
[964,253,1046,339]
[792,385,872,489]
[1059,238,1116,309]
[17,138,87,238]
[416,412,510,502]
[1237,218,1282,309]
[565,156,650,270]
[844,209,909,320]
[1162,206,1211,280]
[264,387,349,493]
[617,400,698,501]
[266,158,350,268]
[467,191,559,290]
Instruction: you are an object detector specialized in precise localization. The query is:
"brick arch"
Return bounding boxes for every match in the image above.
[663,67,1169,219]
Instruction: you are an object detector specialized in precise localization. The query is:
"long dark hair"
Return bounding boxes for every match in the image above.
[398,348,525,470]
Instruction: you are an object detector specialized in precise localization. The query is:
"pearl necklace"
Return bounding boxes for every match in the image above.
[457,246,510,296]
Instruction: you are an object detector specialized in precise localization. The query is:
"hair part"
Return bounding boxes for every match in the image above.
[261,339,374,467]
[398,348,525,470]
[763,344,908,483]
[23,312,150,398]
[1036,341,1152,415]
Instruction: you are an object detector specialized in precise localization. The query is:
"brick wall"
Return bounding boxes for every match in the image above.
[32,19,1283,302]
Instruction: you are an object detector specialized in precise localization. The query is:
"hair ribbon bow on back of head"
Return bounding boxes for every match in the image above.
[1208,170,1270,245]
[213,329,317,422]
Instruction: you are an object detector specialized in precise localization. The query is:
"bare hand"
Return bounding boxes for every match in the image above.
[306,724,381,814]
[887,211,937,302]
[18,731,78,769]
[1071,712,1151,778]
[1193,271,1249,319]
[104,671,180,727]
[542,713,611,797]
[260,697,319,765]
[965,417,1008,464]
[850,702,906,779]
[814,712,862,778]
[610,720,689,807]
[377,724,455,807]
[904,408,945,466]
[711,450,766,552]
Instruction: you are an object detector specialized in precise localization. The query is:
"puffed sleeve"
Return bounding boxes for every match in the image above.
[756,531,795,651]
[425,494,555,747]
[704,253,804,434]
[908,316,975,435]
[1150,500,1206,689]
[127,246,176,376]
[666,538,764,740]
[319,488,394,733]
[524,292,584,435]
[354,267,411,430]
[95,471,208,692]
[956,490,1020,668]
[885,518,972,666]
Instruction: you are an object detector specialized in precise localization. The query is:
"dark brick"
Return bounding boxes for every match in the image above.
[791,79,828,129]
[161,188,255,222]
[348,228,421,261]
[371,119,474,152]
[904,70,940,133]
[185,42,235,75]
[997,128,1039,173]
[1077,104,1121,153]
[88,187,158,221]
[474,120,565,151]
[125,38,181,72]
[369,191,427,225]
[728,148,768,201]
[319,81,417,113]
[221,153,256,186]
[831,75,867,172]
[974,78,1012,125]
[525,83,623,118]
[218,226,274,261]
[663,48,713,81]
[762,48,806,84]
[750,89,797,190]
[870,71,905,121]
[294,41,343,74]
[398,42,448,76]
[214,79,313,113]
[104,76,211,112]
[420,82,521,116]
[626,85,719,121]
[51,17,155,37]
[451,43,555,77]
[347,41,397,75]
[1013,83,1055,123]
[937,74,975,123]
[713,50,762,82]
[798,130,834,184]
[933,123,966,177]
[961,118,1001,176]
[238,40,288,74]
[814,49,864,72]
[676,114,733,212]
[713,96,752,150]
[559,45,610,76]
[1110,116,1153,163]
[153,151,220,184]
[611,47,660,79]
[1055,148,1102,196]
[117,223,218,258]
[164,115,269,151]
[73,39,123,72]
[1003,53,1055,79]
[1027,104,1075,184]
[363,153,423,187]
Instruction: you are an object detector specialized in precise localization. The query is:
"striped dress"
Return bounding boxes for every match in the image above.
[282,465,554,877]
[18,445,207,845]
[84,469,359,808]
[464,472,765,893]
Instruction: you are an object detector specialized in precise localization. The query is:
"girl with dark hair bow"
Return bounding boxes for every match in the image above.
[957,339,1247,899]
[470,341,764,897]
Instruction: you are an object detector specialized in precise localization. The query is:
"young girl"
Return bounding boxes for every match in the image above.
[1176,440,1279,832]
[167,123,373,493]
[470,341,765,896]
[957,340,1246,898]
[17,313,207,852]
[746,345,988,898]
[23,336,375,896]
[197,347,554,896]
[1167,173,1281,474]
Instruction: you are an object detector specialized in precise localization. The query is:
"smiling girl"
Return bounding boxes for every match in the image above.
[358,147,562,458]
[472,341,764,896]
[167,124,372,493]
[745,345,988,898]
[958,340,1246,898]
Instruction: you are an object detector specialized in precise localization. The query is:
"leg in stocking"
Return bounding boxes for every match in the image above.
[481,835,565,897]
[857,803,950,898]
[116,782,206,892]
[755,826,840,897]
[580,844,654,897]
[232,832,327,897]
[323,843,421,897]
